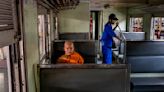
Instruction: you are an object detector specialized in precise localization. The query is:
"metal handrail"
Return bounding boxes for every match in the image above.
[117,26,126,64]
[118,26,126,40]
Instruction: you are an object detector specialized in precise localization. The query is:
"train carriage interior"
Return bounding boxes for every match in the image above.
[1,0,164,92]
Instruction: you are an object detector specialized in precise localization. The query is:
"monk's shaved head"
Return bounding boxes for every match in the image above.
[64,41,74,55]
[64,41,74,47]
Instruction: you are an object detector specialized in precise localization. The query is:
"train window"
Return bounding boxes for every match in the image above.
[0,0,18,48]
[54,17,59,39]
[0,49,5,60]
[38,15,46,62]
[47,15,51,57]
[9,42,27,92]
[38,14,51,63]
[0,0,22,91]
[151,17,164,40]
[129,17,143,32]
[0,46,11,92]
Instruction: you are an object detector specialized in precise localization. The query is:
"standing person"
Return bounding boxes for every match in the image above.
[101,13,122,64]
[57,41,84,64]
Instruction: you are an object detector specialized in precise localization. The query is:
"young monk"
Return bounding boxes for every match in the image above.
[57,41,84,64]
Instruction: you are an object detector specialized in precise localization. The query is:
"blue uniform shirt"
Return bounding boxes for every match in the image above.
[101,23,116,48]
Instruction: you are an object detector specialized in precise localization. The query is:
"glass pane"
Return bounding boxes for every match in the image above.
[0,46,10,92]
[129,17,143,32]
[47,15,51,57]
[151,17,164,40]
[38,15,46,60]
[0,73,4,92]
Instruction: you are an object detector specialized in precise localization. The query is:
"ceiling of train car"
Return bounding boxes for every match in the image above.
[89,0,164,10]
[38,0,164,12]
[38,0,80,12]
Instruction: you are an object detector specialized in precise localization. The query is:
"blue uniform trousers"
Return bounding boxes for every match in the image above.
[102,46,112,64]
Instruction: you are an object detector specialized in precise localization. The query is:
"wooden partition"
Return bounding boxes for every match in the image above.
[126,41,164,73]
[39,64,130,92]
[59,33,89,40]
[125,41,164,92]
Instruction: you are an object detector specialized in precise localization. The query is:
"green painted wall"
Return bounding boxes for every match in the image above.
[23,0,39,92]
[143,14,152,40]
[58,3,90,33]
[128,7,146,15]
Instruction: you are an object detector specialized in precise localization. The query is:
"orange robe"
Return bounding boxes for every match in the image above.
[57,52,84,64]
